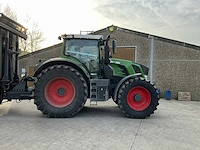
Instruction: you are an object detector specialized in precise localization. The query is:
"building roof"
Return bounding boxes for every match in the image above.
[19,25,200,59]
[19,43,62,59]
[93,25,200,50]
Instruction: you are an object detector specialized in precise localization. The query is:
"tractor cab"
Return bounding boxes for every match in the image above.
[59,34,116,77]
[61,34,102,74]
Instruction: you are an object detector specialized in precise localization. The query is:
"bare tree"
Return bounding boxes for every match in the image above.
[3,5,17,21]
[0,4,44,53]
[19,15,44,52]
[28,22,44,52]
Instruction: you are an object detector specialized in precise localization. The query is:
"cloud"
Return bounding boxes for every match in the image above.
[93,0,200,45]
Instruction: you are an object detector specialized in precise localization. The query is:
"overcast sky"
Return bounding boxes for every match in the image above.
[0,0,200,48]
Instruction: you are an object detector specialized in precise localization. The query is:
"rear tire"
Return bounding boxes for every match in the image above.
[34,65,88,118]
[117,77,159,119]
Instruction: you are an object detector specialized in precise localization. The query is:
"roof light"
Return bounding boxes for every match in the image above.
[61,34,67,38]
[108,25,115,32]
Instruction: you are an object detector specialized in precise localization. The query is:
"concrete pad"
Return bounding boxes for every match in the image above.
[0,100,12,116]
[0,99,200,150]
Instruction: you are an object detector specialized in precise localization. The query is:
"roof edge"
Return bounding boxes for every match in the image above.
[94,25,200,50]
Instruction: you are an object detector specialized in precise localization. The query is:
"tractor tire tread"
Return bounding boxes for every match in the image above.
[117,77,159,119]
[34,65,88,118]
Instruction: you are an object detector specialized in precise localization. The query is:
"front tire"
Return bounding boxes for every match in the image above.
[34,65,88,118]
[117,77,159,119]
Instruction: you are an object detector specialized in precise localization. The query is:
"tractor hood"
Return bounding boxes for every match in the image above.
[110,58,149,77]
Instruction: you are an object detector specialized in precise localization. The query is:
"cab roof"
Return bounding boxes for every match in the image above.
[60,34,103,40]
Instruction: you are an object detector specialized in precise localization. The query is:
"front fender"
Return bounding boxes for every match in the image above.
[113,73,142,102]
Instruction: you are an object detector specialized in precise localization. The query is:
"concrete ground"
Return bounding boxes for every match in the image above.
[0,99,200,150]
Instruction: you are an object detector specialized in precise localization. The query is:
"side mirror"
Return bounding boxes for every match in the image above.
[58,36,61,40]
[112,40,117,54]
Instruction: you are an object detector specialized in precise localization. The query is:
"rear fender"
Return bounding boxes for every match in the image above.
[34,57,90,84]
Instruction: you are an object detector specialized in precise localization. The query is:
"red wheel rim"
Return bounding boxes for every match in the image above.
[127,86,151,111]
[45,77,75,107]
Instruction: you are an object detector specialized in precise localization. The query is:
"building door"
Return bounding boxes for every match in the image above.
[111,47,136,62]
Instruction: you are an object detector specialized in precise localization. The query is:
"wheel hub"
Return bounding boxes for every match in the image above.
[45,77,75,108]
[134,94,142,102]
[127,86,151,111]
[57,87,66,96]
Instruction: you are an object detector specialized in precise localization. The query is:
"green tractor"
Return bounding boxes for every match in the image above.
[33,34,159,118]
[0,13,159,118]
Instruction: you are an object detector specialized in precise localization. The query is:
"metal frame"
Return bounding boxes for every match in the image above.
[0,28,2,79]
[2,30,10,82]
[0,13,27,40]
[148,35,154,81]
[0,14,32,103]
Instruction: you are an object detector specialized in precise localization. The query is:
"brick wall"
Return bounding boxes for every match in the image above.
[19,43,62,76]
[153,40,200,100]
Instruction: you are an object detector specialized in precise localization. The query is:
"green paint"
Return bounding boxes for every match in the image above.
[110,58,146,78]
